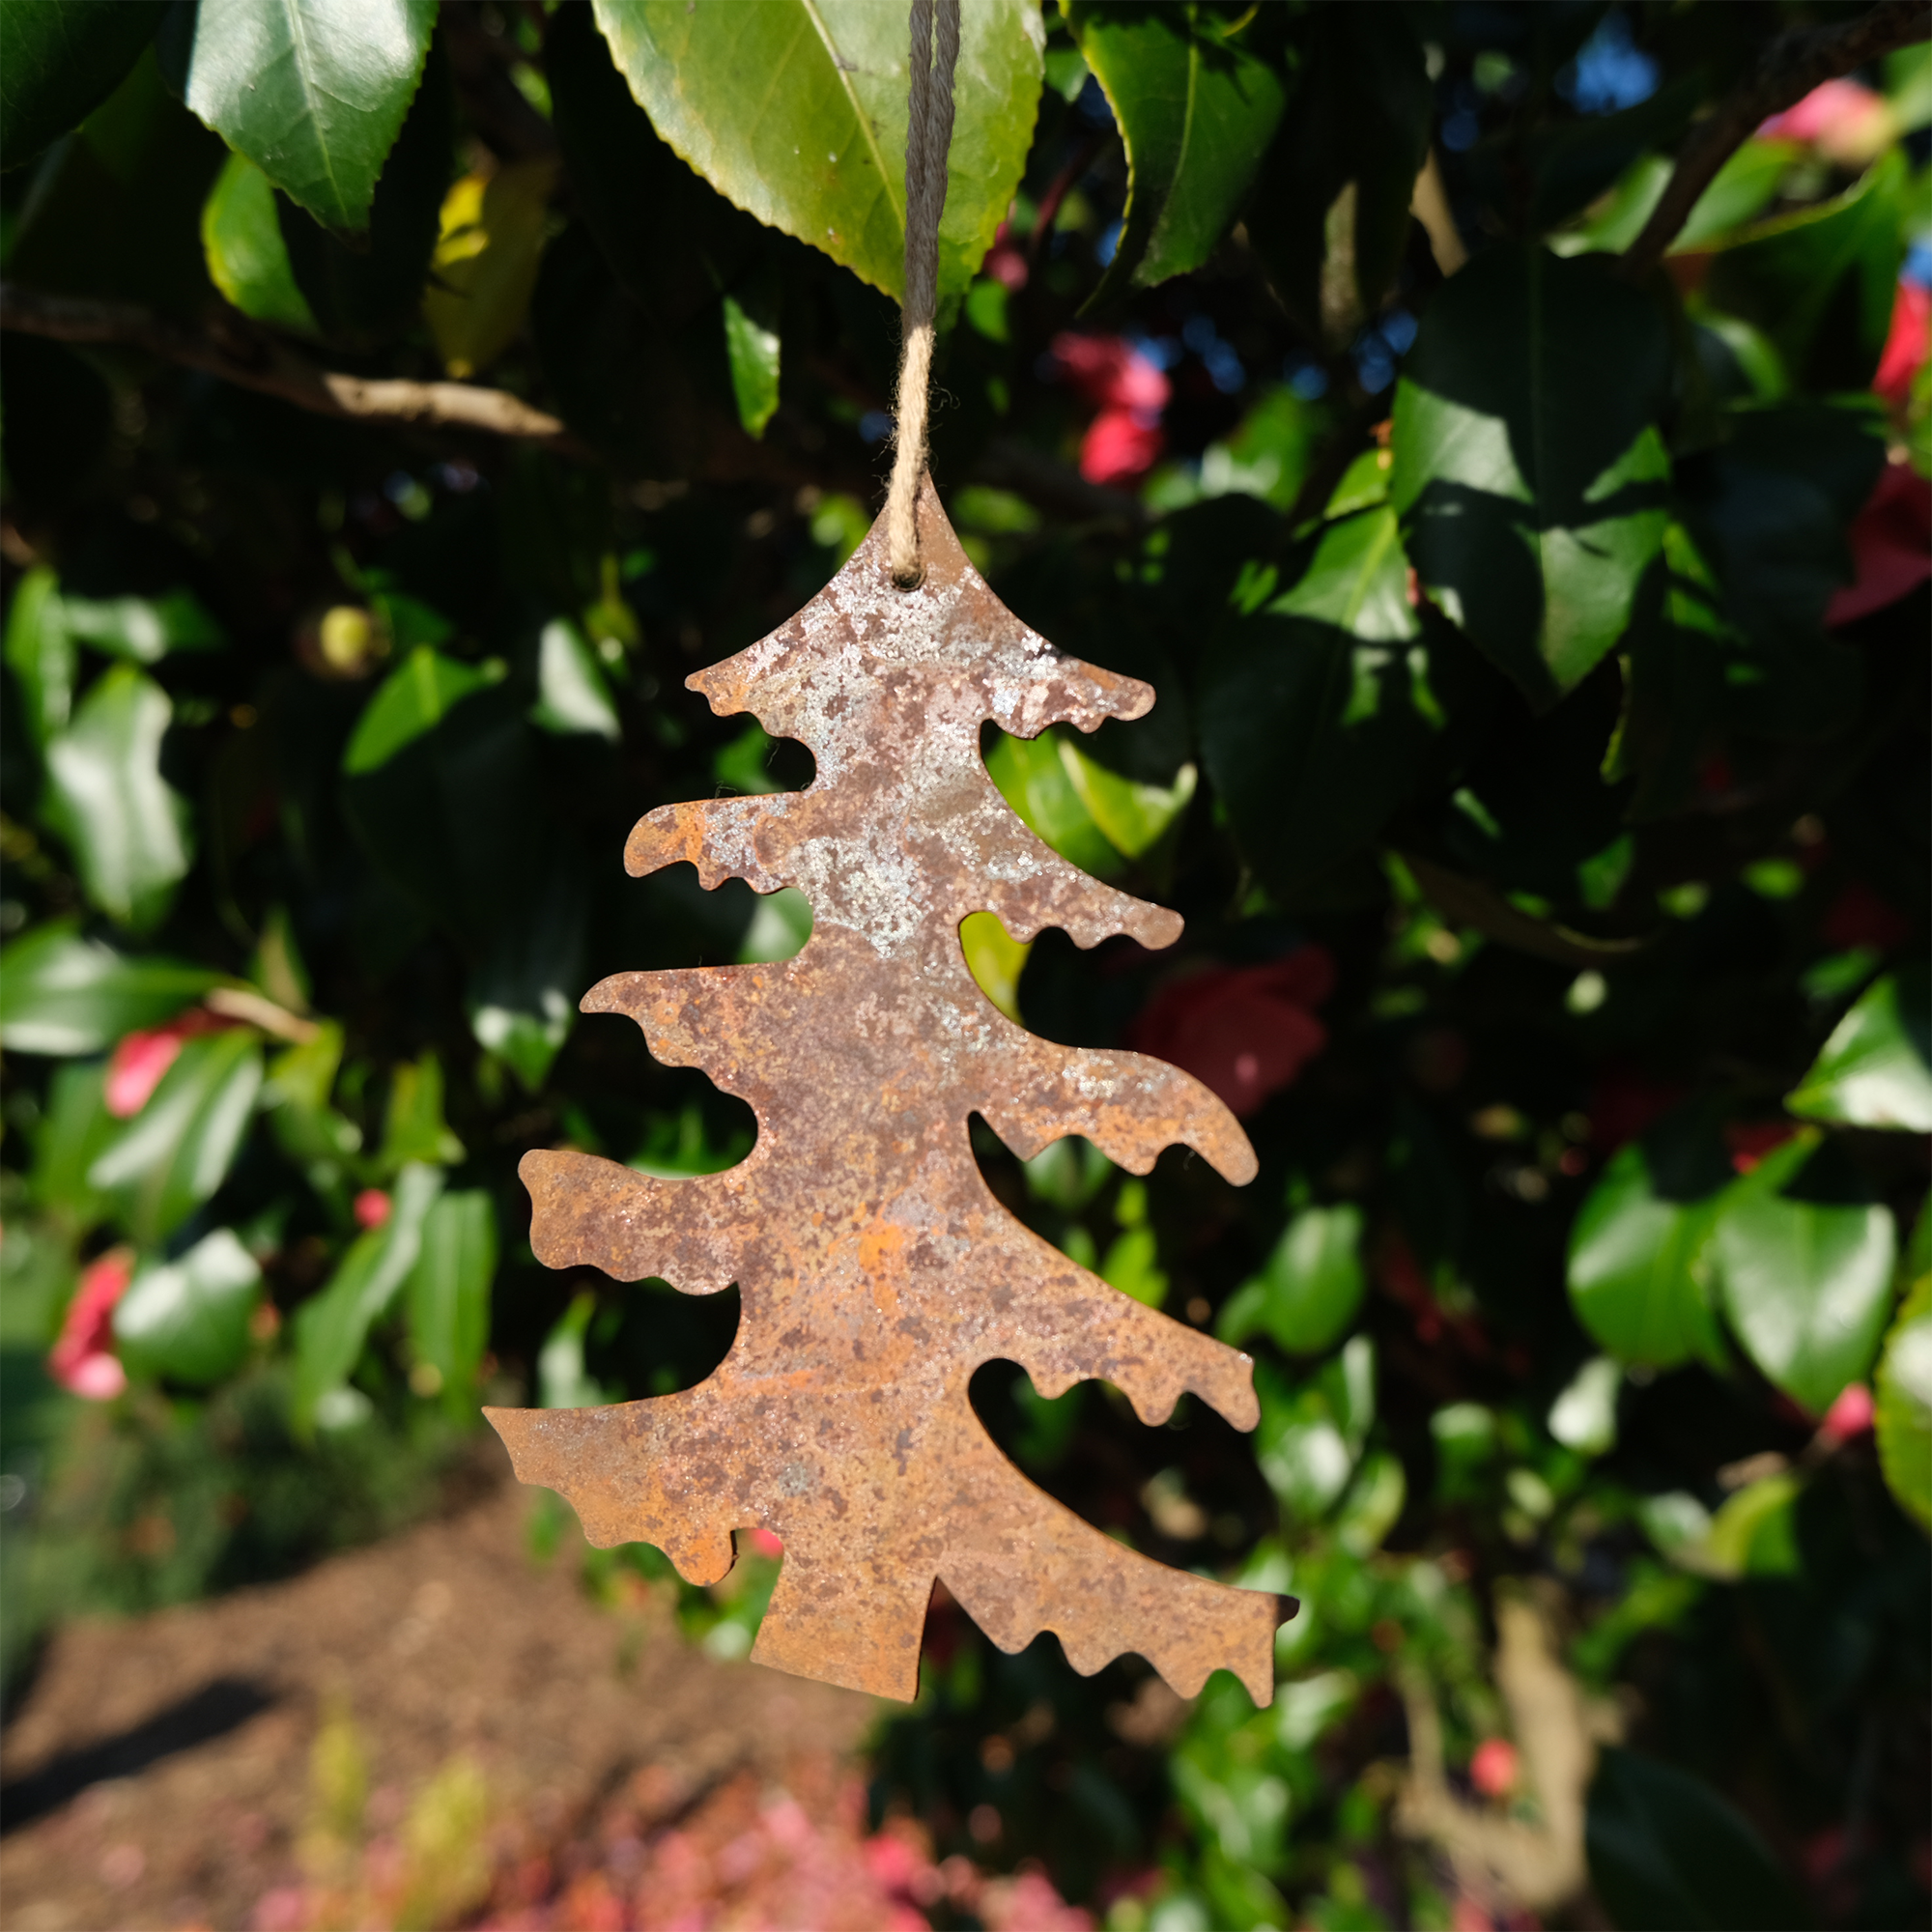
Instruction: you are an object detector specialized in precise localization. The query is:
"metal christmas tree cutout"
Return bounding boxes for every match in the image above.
[488,481,1293,1704]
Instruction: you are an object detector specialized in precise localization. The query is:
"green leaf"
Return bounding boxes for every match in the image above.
[983,727,1123,880]
[722,290,781,440]
[42,665,194,931]
[1254,1358,1359,1519]
[1874,1268,1932,1531]
[1522,71,1703,236]
[589,0,1043,301]
[30,1058,117,1230]
[423,156,557,379]
[1566,1115,1730,1371]
[292,1160,441,1432]
[529,619,620,743]
[1547,1355,1621,1458]
[537,1288,610,1409]
[1101,1224,1167,1311]
[0,922,218,1056]
[0,0,163,173]
[1056,739,1195,862]
[114,1227,260,1386]
[1786,966,1932,1133]
[87,1028,265,1245]
[1390,245,1673,709]
[163,0,437,234]
[1713,1130,1897,1417]
[4,566,76,746]
[1703,151,1908,394]
[263,1019,360,1184]
[1065,2,1287,302]
[380,1054,464,1171]
[1586,1747,1809,1932]
[467,869,584,1094]
[1218,1204,1366,1357]
[344,645,494,773]
[960,910,1031,1024]
[1272,506,1420,643]
[59,587,225,663]
[201,149,319,333]
[404,1188,496,1405]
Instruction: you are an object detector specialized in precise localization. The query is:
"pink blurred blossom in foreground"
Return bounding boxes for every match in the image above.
[1759,79,1893,166]
[1050,333,1171,486]
[48,1248,134,1399]
[1819,1383,1875,1445]
[104,1009,229,1118]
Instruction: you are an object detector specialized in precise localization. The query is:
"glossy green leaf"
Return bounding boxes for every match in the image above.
[722,291,781,440]
[59,588,224,663]
[0,922,218,1056]
[201,149,318,332]
[1272,507,1420,644]
[537,1289,610,1410]
[1065,2,1287,302]
[30,1058,117,1230]
[1713,1130,1896,1417]
[960,911,1030,1025]
[344,645,495,774]
[163,0,437,233]
[114,1227,260,1385]
[1522,72,1702,235]
[0,0,163,172]
[1057,740,1195,862]
[4,566,76,746]
[1254,1359,1359,1520]
[262,1019,360,1184]
[983,728,1123,880]
[291,1160,441,1432]
[1100,1225,1167,1311]
[1874,1268,1932,1532]
[468,869,584,1094]
[589,0,1042,300]
[380,1053,464,1171]
[87,1028,264,1245]
[529,619,620,743]
[1390,245,1673,709]
[1786,966,1932,1133]
[1703,151,1908,394]
[1547,1355,1621,1458]
[1587,1747,1808,1932]
[423,157,557,379]
[404,1188,496,1405]
[1218,1205,1366,1357]
[1567,1116,1729,1370]
[42,665,194,931]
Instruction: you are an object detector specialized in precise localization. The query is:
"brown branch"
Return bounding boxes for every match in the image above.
[1619,0,1929,281]
[0,282,580,449]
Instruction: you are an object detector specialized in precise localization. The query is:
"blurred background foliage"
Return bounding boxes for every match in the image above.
[1,1,1929,1927]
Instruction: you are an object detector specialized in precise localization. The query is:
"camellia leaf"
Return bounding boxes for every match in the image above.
[59,588,225,663]
[3,565,75,746]
[983,727,1124,881]
[722,289,782,440]
[344,643,497,774]
[0,0,163,173]
[1874,1261,1932,1532]
[200,149,319,333]
[30,1058,117,1231]
[1065,1,1287,303]
[1786,965,1932,1132]
[0,922,218,1057]
[588,0,1043,301]
[1217,1203,1367,1358]
[380,1053,465,1171]
[468,867,585,1094]
[163,0,437,234]
[1587,1747,1808,1932]
[87,1027,265,1246]
[1567,1113,1730,1370]
[1712,1129,1897,1417]
[403,1188,497,1406]
[42,664,195,932]
[292,1160,441,1432]
[423,157,558,379]
[1389,244,1673,709]
[529,619,621,744]
[114,1226,261,1386]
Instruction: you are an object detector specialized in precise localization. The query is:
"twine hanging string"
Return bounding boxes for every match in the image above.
[887,0,960,588]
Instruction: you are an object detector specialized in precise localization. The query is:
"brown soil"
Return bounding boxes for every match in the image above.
[0,1474,877,1932]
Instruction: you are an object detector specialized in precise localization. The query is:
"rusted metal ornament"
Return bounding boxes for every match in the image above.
[488,481,1295,1705]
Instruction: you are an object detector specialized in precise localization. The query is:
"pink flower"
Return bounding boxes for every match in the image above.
[983,219,1029,291]
[354,1188,393,1231]
[1759,80,1892,165]
[1724,1120,1797,1176]
[1819,1382,1875,1444]
[1129,949,1334,1118]
[104,1009,226,1118]
[49,1248,134,1399]
[1080,409,1165,485]
[1470,1737,1520,1799]
[1051,334,1171,485]
[1874,279,1928,409]
[744,1525,784,1559]
[1827,462,1932,627]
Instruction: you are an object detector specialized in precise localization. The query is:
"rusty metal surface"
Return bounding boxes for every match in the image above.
[488,480,1293,1706]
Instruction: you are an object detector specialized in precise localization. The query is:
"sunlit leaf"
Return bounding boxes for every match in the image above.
[3,565,75,746]
[1218,1204,1366,1357]
[1875,1264,1932,1531]
[59,588,225,663]
[423,157,558,380]
[404,1188,497,1406]
[0,922,216,1056]
[201,149,319,333]
[1786,965,1932,1132]
[114,1227,260,1385]
[528,619,620,743]
[722,289,781,440]
[589,0,1042,300]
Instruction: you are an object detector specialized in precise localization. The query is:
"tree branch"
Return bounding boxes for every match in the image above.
[0,282,580,449]
[1619,0,1928,282]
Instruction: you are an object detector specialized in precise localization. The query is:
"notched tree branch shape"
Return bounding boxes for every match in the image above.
[1618,0,1928,282]
[491,483,1293,1705]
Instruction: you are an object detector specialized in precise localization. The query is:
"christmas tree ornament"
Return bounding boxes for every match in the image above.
[486,0,1293,1705]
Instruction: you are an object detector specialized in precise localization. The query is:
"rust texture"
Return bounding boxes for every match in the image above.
[488,481,1294,1705]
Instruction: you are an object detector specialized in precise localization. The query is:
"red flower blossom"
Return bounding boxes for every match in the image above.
[1874,278,1928,410]
[49,1247,134,1400]
[105,1009,229,1118]
[1129,949,1334,1118]
[354,1188,393,1231]
[1725,1120,1797,1175]
[982,219,1028,292]
[1080,410,1165,486]
[1819,1382,1875,1444]
[1050,333,1171,486]
[1827,461,1932,627]
[1759,80,1892,166]
[1470,1737,1520,1799]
